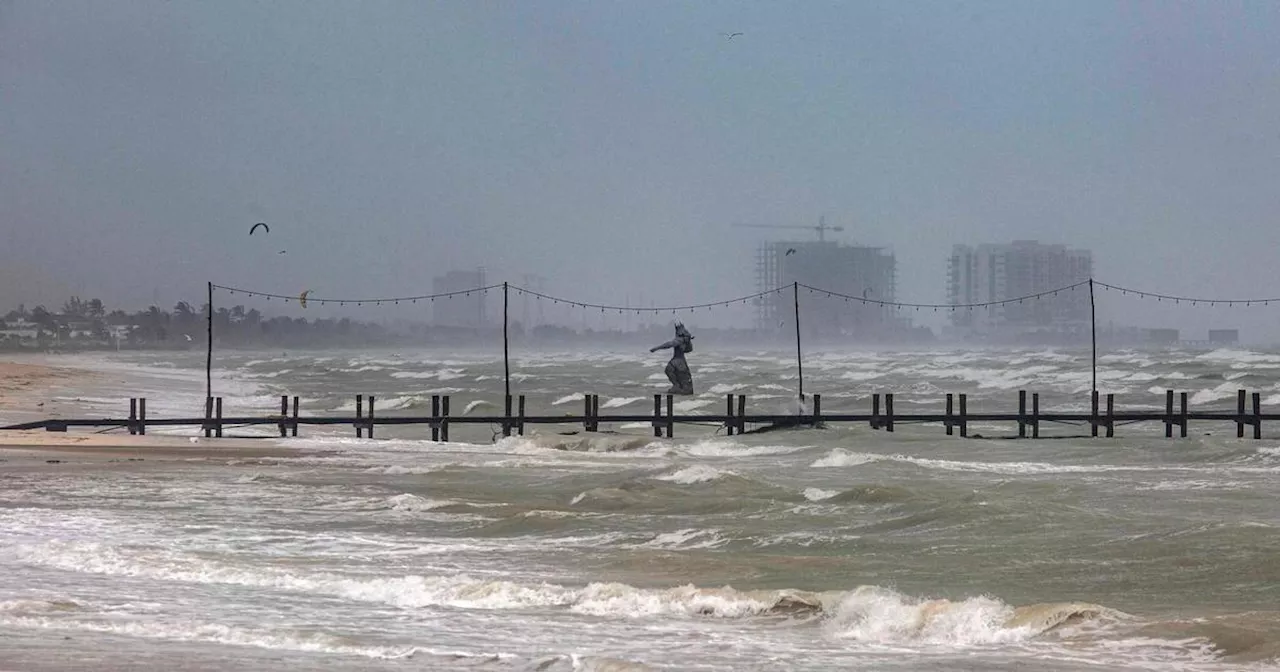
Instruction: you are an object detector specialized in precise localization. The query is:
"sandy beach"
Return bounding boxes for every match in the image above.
[0,431,308,462]
[0,359,98,421]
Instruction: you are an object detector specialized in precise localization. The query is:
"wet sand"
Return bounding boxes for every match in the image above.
[0,432,310,461]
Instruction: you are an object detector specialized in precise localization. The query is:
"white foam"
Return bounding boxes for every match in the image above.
[674,399,714,412]
[642,528,728,549]
[653,465,733,484]
[803,487,840,501]
[678,440,804,458]
[383,494,456,512]
[7,541,823,619]
[0,613,419,660]
[463,400,492,415]
[706,383,745,394]
[553,393,585,406]
[602,396,645,409]
[811,449,881,468]
[825,586,1117,646]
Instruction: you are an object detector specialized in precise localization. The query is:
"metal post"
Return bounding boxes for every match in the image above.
[503,282,511,404]
[793,281,804,405]
[206,281,213,410]
[1089,278,1097,395]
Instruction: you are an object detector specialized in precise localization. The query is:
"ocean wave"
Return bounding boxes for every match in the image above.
[677,439,805,458]
[653,465,734,484]
[810,449,882,468]
[826,585,1123,645]
[0,612,421,660]
[602,396,646,409]
[5,543,1137,644]
[382,493,457,512]
[641,528,728,549]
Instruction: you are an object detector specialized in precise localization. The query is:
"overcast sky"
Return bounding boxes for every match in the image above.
[4,1,1280,337]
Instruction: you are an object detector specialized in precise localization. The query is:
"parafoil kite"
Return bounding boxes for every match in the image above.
[299,289,312,309]
[249,222,270,235]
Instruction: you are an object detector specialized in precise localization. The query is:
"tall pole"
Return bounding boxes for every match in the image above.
[794,281,804,404]
[206,281,213,404]
[1089,278,1097,394]
[503,282,511,402]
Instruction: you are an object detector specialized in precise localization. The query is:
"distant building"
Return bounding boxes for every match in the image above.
[946,241,1092,338]
[432,268,488,328]
[754,240,898,338]
[1208,329,1239,345]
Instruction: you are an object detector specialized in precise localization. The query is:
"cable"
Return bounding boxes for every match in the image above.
[1096,281,1279,306]
[797,280,1090,309]
[211,283,503,306]
[507,285,788,314]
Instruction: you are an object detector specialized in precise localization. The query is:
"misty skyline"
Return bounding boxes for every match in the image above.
[5,1,1280,338]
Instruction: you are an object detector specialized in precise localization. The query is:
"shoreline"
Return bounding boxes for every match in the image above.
[0,359,95,418]
[0,431,309,461]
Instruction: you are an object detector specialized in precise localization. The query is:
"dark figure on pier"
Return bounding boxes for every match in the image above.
[651,322,695,395]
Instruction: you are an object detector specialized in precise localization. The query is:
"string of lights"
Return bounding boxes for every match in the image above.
[796,280,1091,310]
[1096,281,1280,307]
[210,282,504,306]
[210,278,1280,312]
[507,285,787,314]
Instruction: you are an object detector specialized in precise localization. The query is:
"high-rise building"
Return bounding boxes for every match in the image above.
[946,241,1092,336]
[432,268,488,328]
[754,241,897,337]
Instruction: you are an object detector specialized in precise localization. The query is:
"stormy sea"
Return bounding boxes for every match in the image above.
[3,346,1280,670]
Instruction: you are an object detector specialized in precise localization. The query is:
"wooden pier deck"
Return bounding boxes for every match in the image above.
[3,390,1277,441]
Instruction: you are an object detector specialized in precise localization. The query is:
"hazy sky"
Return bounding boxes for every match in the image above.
[4,1,1280,336]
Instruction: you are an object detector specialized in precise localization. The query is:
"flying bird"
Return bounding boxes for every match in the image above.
[249,222,269,235]
[278,250,287,255]
[721,32,744,40]
[785,248,797,256]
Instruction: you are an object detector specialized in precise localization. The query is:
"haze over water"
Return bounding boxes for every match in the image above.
[2,347,1280,669]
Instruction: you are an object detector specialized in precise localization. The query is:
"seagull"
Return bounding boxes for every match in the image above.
[721,32,744,40]
[785,248,797,256]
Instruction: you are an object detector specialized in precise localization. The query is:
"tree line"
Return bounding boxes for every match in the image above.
[1,297,392,350]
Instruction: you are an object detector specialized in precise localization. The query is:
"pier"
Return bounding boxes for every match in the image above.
[3,389,1276,440]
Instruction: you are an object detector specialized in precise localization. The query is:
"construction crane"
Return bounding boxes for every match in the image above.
[731,216,844,242]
